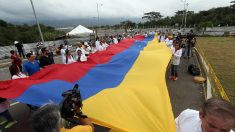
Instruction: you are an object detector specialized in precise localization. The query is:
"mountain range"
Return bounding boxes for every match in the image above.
[10,18,143,28]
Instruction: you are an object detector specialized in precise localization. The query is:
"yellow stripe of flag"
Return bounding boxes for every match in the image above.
[83,35,175,132]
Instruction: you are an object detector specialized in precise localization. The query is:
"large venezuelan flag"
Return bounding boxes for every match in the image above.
[0,35,175,131]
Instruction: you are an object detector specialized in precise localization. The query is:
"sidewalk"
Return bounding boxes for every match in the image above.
[166,53,205,117]
[0,59,12,68]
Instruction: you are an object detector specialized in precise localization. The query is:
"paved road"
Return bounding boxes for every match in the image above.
[166,55,205,117]
[0,51,204,131]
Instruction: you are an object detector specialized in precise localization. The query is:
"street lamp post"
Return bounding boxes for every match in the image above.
[96,3,100,27]
[181,0,187,29]
[184,3,189,29]
[29,0,44,44]
[96,3,103,27]
[96,3,103,37]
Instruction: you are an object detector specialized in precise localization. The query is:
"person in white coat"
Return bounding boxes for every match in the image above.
[75,49,87,62]
[60,44,66,64]
[113,36,119,44]
[175,98,235,132]
[101,39,109,50]
[165,36,173,47]
[158,32,166,43]
[169,42,182,81]
[63,50,75,64]
[95,37,104,51]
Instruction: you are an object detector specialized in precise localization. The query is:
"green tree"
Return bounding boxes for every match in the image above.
[198,21,213,34]
[142,11,163,21]
[231,0,235,8]
[0,19,65,46]
[120,20,136,32]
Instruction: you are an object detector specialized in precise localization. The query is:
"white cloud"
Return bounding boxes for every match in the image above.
[0,0,232,21]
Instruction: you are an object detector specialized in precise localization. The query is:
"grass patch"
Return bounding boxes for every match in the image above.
[197,37,235,104]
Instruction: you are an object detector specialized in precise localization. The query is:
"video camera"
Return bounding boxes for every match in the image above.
[60,84,83,121]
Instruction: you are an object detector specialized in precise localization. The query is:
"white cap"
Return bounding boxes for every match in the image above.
[14,41,19,44]
[84,42,89,46]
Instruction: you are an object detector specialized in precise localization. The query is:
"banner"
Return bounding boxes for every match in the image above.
[0,35,175,131]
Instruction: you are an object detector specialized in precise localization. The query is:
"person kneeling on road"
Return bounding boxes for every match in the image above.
[31,103,94,132]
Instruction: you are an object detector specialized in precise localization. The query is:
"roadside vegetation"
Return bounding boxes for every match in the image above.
[197,37,235,104]
[114,1,235,30]
[0,20,64,46]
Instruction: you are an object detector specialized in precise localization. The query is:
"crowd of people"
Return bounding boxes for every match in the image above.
[0,33,139,131]
[1,31,235,132]
[157,30,196,81]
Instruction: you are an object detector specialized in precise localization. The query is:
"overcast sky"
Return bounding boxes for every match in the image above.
[0,0,232,22]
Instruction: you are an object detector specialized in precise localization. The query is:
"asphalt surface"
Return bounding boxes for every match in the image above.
[166,55,205,117]
[0,50,204,132]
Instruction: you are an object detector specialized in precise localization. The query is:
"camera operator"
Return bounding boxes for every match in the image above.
[31,104,94,132]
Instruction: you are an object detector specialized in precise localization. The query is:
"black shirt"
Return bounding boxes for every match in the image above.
[39,55,54,68]
[15,43,23,51]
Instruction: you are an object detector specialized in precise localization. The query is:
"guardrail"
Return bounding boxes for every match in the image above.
[194,45,230,102]
[0,38,89,60]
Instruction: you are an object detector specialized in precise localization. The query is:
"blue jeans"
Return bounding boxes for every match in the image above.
[184,43,192,57]
[171,65,178,77]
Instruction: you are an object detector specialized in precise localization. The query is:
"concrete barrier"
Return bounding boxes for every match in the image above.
[0,38,88,60]
[194,46,230,102]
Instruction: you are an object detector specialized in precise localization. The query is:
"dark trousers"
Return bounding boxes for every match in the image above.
[18,50,25,58]
[184,42,192,58]
[0,110,13,122]
[171,65,178,77]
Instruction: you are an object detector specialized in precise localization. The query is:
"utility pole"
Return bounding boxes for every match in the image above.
[184,3,189,29]
[181,0,187,29]
[96,3,103,37]
[96,3,100,27]
[30,0,44,44]
[96,3,103,27]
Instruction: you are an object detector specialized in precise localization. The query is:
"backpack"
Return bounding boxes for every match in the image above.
[188,64,200,76]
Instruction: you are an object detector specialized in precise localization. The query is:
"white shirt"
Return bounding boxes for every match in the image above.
[95,40,103,51]
[171,47,182,65]
[75,54,87,62]
[102,42,109,50]
[84,46,92,53]
[158,35,165,42]
[12,72,27,80]
[60,48,66,64]
[144,34,148,38]
[113,38,118,44]
[91,47,97,53]
[65,45,72,50]
[63,55,75,64]
[175,109,202,132]
[166,39,173,47]
[175,109,234,132]
[76,47,89,55]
